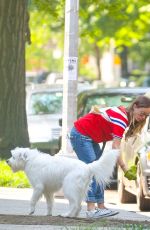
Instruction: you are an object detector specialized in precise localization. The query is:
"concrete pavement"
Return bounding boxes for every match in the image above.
[0,187,150,229]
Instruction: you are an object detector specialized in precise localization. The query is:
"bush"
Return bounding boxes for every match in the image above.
[0,160,30,188]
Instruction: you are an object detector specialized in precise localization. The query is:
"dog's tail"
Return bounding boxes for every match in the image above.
[88,149,120,186]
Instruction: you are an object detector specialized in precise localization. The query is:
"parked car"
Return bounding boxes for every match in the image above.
[26,83,93,155]
[26,86,150,155]
[118,116,150,211]
[77,87,150,118]
[26,85,63,155]
[26,71,50,86]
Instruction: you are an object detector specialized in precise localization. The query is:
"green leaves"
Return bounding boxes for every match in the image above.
[26,0,150,75]
[0,161,30,188]
[124,165,137,180]
[80,0,150,47]
[29,0,65,18]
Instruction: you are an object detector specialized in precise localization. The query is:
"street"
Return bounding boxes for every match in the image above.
[0,187,150,230]
[105,189,150,219]
[0,187,149,221]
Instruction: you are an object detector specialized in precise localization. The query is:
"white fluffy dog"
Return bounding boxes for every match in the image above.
[7,147,119,217]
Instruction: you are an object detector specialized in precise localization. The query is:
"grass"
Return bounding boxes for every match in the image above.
[0,160,30,188]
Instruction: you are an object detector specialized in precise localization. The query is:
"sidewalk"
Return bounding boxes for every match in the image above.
[0,187,150,229]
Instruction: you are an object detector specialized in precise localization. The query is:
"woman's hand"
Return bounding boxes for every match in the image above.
[117,155,128,172]
[112,138,128,172]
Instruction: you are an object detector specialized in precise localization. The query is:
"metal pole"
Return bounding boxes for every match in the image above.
[61,0,79,156]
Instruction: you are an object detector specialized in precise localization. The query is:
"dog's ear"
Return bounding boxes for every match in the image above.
[23,153,28,160]
[19,152,27,161]
[23,152,28,160]
[11,149,16,156]
[11,147,20,156]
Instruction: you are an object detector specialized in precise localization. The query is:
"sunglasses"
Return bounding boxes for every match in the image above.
[138,111,150,118]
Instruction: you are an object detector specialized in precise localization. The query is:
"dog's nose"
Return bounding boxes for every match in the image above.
[6,160,9,164]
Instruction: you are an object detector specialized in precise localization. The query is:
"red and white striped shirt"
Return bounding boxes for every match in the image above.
[74,106,128,143]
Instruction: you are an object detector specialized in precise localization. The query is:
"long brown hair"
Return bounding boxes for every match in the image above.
[125,95,150,140]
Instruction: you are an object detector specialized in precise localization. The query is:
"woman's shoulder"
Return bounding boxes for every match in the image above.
[106,106,128,121]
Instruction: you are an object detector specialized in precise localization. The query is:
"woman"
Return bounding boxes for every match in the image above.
[70,95,150,218]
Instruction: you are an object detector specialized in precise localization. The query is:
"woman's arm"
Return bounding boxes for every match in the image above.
[112,138,128,172]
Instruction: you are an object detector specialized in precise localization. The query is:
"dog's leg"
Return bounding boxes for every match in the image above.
[65,198,82,218]
[62,175,85,217]
[44,192,54,216]
[29,186,44,215]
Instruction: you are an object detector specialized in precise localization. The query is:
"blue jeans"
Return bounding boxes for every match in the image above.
[70,127,104,203]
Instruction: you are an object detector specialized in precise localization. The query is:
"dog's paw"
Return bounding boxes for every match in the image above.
[60,212,74,218]
[29,210,34,215]
[59,213,69,218]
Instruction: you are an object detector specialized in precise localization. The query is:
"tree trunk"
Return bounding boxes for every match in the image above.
[0,0,30,158]
[94,44,101,80]
[120,45,128,79]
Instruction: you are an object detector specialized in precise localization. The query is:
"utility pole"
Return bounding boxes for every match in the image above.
[61,0,79,156]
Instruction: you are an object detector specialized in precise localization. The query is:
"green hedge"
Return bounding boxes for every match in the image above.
[0,160,30,188]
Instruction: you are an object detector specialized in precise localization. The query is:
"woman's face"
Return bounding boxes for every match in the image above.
[133,104,150,122]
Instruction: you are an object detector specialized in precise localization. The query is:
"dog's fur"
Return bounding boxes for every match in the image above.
[7,147,119,217]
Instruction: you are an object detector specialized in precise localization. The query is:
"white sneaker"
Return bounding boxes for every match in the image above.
[86,208,118,219]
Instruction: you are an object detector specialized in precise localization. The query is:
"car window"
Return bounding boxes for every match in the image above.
[104,95,133,106]
[83,96,106,114]
[28,91,63,115]
[83,95,135,115]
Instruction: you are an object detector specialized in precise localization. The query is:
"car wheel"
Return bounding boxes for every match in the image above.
[118,171,136,203]
[136,163,150,211]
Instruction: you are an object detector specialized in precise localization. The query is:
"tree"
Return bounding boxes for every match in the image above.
[26,9,64,72]
[0,0,150,158]
[79,0,150,79]
[0,0,30,158]
[26,1,150,80]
